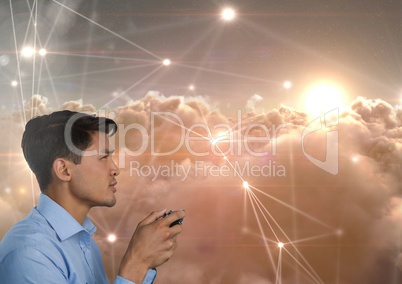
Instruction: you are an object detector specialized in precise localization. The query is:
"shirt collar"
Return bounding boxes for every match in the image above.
[36,194,97,241]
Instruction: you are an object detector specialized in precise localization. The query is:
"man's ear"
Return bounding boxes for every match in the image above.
[52,158,72,182]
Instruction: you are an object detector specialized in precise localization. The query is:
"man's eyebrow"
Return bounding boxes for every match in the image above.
[99,149,115,155]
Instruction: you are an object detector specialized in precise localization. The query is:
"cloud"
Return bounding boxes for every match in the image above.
[2,94,402,283]
[245,94,264,113]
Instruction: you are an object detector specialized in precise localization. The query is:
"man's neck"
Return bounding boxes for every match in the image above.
[45,188,90,225]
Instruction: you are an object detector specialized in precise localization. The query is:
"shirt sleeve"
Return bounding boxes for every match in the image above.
[0,246,68,283]
[115,269,157,284]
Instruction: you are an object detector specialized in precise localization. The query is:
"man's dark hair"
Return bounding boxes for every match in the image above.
[21,110,118,192]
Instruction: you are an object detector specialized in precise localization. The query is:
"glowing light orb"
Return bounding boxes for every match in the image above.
[4,187,11,194]
[19,187,26,194]
[11,80,18,87]
[162,59,171,66]
[336,229,343,237]
[21,47,35,58]
[189,85,195,90]
[221,8,236,21]
[0,54,10,66]
[304,82,345,116]
[243,181,250,190]
[210,132,228,145]
[107,234,117,243]
[38,49,47,56]
[283,81,292,89]
[278,242,284,248]
[352,156,359,163]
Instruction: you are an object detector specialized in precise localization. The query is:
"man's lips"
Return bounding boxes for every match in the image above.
[109,181,117,192]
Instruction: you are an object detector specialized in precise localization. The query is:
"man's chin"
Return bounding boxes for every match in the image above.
[98,197,117,208]
[105,198,117,207]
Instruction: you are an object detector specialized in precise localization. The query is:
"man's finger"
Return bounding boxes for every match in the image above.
[140,209,167,225]
[160,210,186,227]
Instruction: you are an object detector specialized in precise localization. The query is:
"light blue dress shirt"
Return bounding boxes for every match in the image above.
[0,194,156,284]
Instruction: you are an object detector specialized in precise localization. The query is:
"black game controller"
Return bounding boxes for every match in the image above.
[162,210,184,227]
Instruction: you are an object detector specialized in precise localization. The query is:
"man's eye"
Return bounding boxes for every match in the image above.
[100,155,108,160]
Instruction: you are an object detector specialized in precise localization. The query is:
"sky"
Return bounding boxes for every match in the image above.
[1,0,402,283]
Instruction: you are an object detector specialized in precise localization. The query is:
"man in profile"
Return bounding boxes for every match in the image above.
[0,110,185,283]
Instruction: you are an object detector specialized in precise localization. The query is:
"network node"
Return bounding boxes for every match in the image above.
[107,234,117,243]
[243,181,250,190]
[11,80,18,87]
[278,242,284,248]
[162,59,171,66]
[283,81,292,89]
[335,229,343,237]
[39,49,47,56]
[221,8,236,21]
[21,47,35,58]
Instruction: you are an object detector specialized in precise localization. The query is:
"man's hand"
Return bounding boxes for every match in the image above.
[118,209,185,283]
